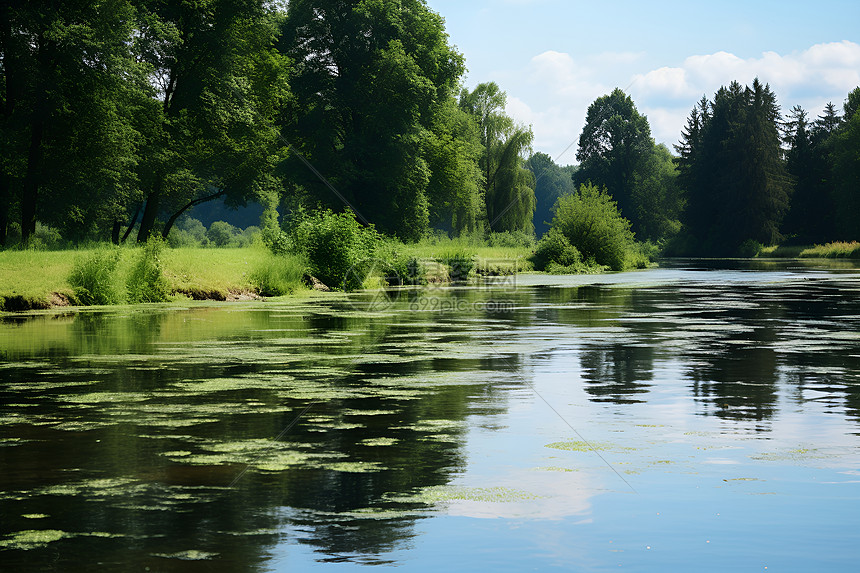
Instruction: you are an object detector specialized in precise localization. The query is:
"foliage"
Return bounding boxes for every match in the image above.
[530,228,582,271]
[250,252,307,296]
[375,240,426,286]
[573,89,652,235]
[527,153,577,237]
[551,183,635,271]
[68,247,123,306]
[126,237,170,303]
[290,210,380,291]
[830,110,860,239]
[436,247,475,283]
[487,230,536,249]
[280,0,464,241]
[676,80,792,255]
[460,82,536,234]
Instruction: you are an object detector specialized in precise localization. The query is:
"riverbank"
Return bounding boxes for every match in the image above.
[758,241,860,259]
[0,245,535,312]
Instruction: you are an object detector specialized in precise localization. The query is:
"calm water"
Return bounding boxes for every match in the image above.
[2,260,860,571]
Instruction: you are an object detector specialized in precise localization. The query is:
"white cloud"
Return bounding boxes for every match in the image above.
[507,41,860,156]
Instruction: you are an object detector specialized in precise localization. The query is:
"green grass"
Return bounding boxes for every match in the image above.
[758,241,860,259]
[0,240,536,311]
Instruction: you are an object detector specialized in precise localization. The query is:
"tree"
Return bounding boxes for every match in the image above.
[780,105,835,243]
[460,82,536,234]
[527,152,576,237]
[831,103,860,239]
[425,97,485,235]
[0,0,144,245]
[132,0,288,243]
[552,183,634,271]
[279,0,464,241]
[632,144,683,242]
[845,87,860,122]
[677,80,791,254]
[573,88,652,234]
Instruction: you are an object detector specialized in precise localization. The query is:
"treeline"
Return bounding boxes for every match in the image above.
[2,0,859,258]
[0,0,538,247]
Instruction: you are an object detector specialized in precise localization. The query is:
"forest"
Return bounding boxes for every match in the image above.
[2,0,859,259]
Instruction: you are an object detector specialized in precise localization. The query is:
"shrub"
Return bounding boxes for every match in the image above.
[376,241,425,285]
[260,226,291,256]
[250,252,307,296]
[552,183,635,271]
[531,228,581,271]
[487,230,536,249]
[167,217,208,248]
[737,239,763,258]
[290,209,380,291]
[206,221,241,247]
[68,247,123,305]
[126,236,171,303]
[436,246,475,282]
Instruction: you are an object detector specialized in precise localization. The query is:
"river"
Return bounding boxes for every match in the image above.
[2,260,859,571]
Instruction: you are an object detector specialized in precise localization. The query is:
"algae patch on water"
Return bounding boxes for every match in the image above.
[153,550,219,560]
[406,485,544,504]
[545,440,609,452]
[0,529,67,549]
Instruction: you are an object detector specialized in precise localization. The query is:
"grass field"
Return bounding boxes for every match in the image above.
[758,241,860,259]
[0,243,535,311]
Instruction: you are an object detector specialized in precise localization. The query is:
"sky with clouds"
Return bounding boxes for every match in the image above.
[425,0,860,164]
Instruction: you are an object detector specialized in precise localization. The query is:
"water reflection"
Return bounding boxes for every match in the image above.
[2,265,860,569]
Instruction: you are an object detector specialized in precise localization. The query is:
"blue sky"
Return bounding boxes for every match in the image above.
[426,0,860,162]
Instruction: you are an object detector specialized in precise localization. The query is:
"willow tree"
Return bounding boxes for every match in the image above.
[459,82,535,234]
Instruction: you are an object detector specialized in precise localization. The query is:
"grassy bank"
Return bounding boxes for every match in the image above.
[0,243,535,312]
[0,247,274,311]
[758,241,860,259]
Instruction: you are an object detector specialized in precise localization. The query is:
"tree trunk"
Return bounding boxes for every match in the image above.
[137,177,163,243]
[21,116,44,244]
[0,174,9,247]
[161,189,226,238]
[120,203,142,243]
[111,220,121,245]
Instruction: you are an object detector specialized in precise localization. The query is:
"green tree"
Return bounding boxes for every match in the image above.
[527,152,576,237]
[460,82,536,234]
[0,0,144,245]
[632,144,683,242]
[831,104,860,239]
[279,0,464,241]
[677,80,791,254]
[573,88,652,234]
[425,97,485,235]
[551,183,634,271]
[132,0,289,243]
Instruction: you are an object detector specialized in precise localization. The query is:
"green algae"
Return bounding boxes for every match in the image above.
[359,437,398,446]
[21,513,49,519]
[153,550,219,560]
[0,529,67,549]
[545,440,609,452]
[406,485,544,504]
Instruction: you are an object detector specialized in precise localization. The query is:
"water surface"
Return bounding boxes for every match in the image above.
[2,261,860,571]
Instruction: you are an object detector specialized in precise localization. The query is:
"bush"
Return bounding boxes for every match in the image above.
[436,246,475,282]
[737,239,764,258]
[206,221,241,247]
[250,252,307,296]
[290,209,380,291]
[68,247,123,305]
[552,183,635,271]
[260,226,291,256]
[531,228,582,271]
[487,230,536,249]
[167,217,208,248]
[126,237,171,303]
[376,240,425,285]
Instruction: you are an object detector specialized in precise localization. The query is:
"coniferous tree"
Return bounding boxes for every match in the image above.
[677,80,791,254]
